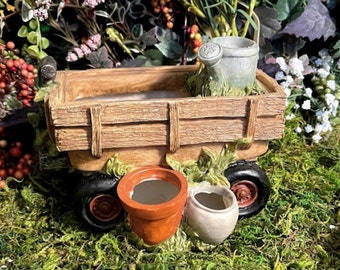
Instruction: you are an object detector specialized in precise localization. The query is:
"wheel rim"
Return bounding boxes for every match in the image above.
[89,194,121,222]
[231,180,258,208]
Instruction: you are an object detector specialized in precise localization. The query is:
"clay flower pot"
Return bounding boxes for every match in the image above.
[184,182,239,245]
[117,166,188,245]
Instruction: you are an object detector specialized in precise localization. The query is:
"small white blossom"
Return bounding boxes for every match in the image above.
[286,114,295,120]
[312,133,322,143]
[305,124,313,133]
[325,93,336,107]
[276,57,289,73]
[275,71,286,81]
[294,104,300,110]
[329,225,336,230]
[301,100,311,110]
[326,80,336,91]
[317,68,329,78]
[295,126,302,133]
[329,100,339,116]
[289,58,304,79]
[305,87,313,97]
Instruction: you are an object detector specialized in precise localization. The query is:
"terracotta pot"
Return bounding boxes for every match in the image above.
[117,166,188,245]
[184,182,239,245]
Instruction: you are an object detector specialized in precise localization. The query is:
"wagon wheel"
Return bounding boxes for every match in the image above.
[224,160,270,218]
[74,173,124,231]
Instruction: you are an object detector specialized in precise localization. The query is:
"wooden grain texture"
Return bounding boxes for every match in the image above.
[68,141,270,171]
[46,66,286,170]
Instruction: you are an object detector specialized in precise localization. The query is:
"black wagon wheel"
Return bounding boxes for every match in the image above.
[74,173,123,231]
[224,160,271,218]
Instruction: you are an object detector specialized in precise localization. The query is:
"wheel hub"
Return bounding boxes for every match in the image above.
[89,194,121,222]
[231,180,258,208]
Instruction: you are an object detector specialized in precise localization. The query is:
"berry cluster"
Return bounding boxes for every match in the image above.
[0,125,34,188]
[151,0,174,29]
[311,73,337,100]
[187,24,202,54]
[0,41,38,109]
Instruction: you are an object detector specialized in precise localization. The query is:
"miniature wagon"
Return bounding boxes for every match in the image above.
[45,65,286,230]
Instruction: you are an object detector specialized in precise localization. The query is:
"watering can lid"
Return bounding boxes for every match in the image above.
[198,42,223,67]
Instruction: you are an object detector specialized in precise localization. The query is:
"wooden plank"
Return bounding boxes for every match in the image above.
[54,116,284,152]
[49,94,285,127]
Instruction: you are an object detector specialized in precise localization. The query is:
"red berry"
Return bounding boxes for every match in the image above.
[9,147,22,157]
[0,169,7,178]
[26,64,35,72]
[14,170,24,179]
[26,78,35,86]
[0,180,6,189]
[6,41,15,50]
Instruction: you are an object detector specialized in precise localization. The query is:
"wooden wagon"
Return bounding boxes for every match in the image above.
[45,65,286,230]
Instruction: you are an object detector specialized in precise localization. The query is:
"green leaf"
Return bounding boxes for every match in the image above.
[27,31,38,44]
[41,37,50,49]
[332,40,340,59]
[21,0,34,22]
[274,0,305,22]
[29,19,37,30]
[155,40,183,59]
[17,25,29,38]
[3,94,23,111]
[26,45,40,58]
[237,9,258,31]
[94,10,111,18]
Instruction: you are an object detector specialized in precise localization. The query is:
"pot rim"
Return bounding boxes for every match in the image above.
[188,184,238,214]
[211,36,259,58]
[117,166,188,220]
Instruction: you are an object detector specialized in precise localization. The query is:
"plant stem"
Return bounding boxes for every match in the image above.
[241,0,256,38]
[230,0,238,36]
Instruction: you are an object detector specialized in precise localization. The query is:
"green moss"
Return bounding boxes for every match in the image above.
[0,124,339,269]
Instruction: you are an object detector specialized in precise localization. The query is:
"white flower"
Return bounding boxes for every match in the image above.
[275,71,286,81]
[301,100,311,110]
[284,87,291,97]
[316,110,323,119]
[329,100,339,116]
[317,68,329,78]
[312,133,323,143]
[289,58,304,79]
[305,124,313,133]
[326,80,336,91]
[294,104,300,110]
[305,87,313,97]
[276,57,289,73]
[325,93,336,106]
[286,114,295,120]
[295,126,302,133]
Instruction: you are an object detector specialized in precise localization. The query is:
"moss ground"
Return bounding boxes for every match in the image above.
[0,122,339,270]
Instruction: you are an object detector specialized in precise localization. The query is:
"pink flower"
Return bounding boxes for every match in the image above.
[66,52,78,62]
[86,35,101,50]
[73,47,84,58]
[80,44,91,55]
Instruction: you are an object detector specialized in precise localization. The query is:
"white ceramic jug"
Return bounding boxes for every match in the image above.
[184,182,239,245]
